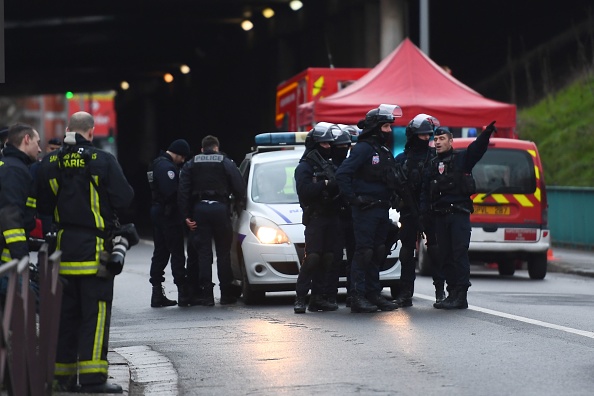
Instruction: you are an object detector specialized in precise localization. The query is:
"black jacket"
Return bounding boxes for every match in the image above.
[36,134,134,275]
[0,144,36,261]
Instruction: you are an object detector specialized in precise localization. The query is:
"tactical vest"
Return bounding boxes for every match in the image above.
[189,153,229,202]
[305,158,337,209]
[147,156,167,203]
[353,141,395,184]
[428,151,476,202]
[403,148,434,197]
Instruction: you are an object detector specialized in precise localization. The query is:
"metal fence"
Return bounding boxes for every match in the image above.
[548,186,594,249]
[0,244,63,395]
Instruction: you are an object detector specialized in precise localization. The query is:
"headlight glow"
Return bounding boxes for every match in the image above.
[250,216,290,244]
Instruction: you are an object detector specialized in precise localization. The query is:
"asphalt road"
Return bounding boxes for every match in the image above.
[107,241,594,396]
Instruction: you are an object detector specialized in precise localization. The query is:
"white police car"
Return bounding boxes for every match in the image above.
[230,132,401,304]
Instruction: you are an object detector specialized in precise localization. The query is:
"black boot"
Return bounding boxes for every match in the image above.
[76,382,123,394]
[202,284,215,306]
[434,283,446,304]
[177,283,193,307]
[294,296,306,313]
[308,294,337,312]
[433,285,456,309]
[367,293,398,311]
[350,295,378,313]
[151,285,177,307]
[442,286,468,309]
[325,294,339,311]
[394,281,413,308]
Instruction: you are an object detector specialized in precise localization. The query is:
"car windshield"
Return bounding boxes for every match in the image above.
[472,148,536,193]
[251,159,299,204]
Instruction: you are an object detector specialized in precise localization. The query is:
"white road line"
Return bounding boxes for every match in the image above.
[415,293,594,339]
[114,345,179,396]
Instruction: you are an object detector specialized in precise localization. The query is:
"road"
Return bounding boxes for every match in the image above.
[109,240,594,396]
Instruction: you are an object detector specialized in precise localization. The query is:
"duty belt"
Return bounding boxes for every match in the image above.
[431,203,471,215]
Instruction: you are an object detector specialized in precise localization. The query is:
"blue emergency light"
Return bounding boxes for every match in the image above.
[254,132,309,146]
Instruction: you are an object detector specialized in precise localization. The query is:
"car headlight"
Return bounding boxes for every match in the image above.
[250,216,290,244]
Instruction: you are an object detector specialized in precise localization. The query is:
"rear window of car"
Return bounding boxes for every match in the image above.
[472,148,536,194]
[251,159,299,204]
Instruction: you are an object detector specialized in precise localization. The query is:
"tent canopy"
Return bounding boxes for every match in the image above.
[311,38,516,129]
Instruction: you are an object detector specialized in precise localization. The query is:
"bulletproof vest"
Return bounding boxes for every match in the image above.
[147,156,167,203]
[306,158,337,209]
[353,141,394,183]
[403,147,434,197]
[189,153,229,201]
[429,151,476,201]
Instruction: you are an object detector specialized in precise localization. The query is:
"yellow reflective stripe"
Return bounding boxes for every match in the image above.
[528,149,536,158]
[534,165,540,180]
[513,194,534,207]
[50,178,60,222]
[90,175,105,230]
[26,196,36,208]
[534,187,541,202]
[1,248,11,262]
[55,362,78,376]
[491,194,509,204]
[93,301,107,361]
[3,228,26,243]
[59,261,100,275]
[78,359,108,375]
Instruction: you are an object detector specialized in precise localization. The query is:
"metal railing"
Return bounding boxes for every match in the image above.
[0,244,63,395]
[548,186,594,249]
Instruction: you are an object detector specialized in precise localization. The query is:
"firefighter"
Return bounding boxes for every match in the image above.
[36,111,134,393]
[0,124,41,302]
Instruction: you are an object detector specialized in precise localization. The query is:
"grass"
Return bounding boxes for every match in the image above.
[517,73,594,187]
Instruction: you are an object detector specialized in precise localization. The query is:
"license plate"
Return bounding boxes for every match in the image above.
[505,228,537,241]
[473,205,510,215]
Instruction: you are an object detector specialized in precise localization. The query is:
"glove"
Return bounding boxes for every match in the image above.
[484,121,497,135]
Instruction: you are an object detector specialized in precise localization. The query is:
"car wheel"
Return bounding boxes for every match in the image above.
[527,252,547,280]
[241,260,265,305]
[498,259,516,276]
[417,238,432,276]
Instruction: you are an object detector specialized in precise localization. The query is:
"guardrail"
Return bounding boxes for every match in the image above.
[0,244,63,395]
[548,186,594,249]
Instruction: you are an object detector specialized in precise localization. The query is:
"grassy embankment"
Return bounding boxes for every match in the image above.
[517,73,594,187]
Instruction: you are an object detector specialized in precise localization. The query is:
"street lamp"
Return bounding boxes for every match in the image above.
[241,19,254,31]
[289,1,303,11]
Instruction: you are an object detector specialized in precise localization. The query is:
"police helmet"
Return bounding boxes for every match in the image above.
[332,125,353,146]
[305,122,338,149]
[405,114,440,138]
[357,104,403,132]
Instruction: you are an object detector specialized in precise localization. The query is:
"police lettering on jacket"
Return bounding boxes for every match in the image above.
[188,153,229,201]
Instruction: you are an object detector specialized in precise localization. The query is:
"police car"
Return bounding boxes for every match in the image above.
[231,132,401,304]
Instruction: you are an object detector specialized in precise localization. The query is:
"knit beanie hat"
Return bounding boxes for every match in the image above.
[168,139,191,157]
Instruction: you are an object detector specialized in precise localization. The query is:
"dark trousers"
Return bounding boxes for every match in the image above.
[149,205,187,286]
[326,214,354,296]
[350,206,389,296]
[434,211,472,288]
[189,202,234,293]
[185,234,200,290]
[54,275,113,386]
[296,214,339,297]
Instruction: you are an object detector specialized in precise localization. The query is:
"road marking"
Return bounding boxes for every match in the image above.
[415,293,594,339]
[114,345,178,395]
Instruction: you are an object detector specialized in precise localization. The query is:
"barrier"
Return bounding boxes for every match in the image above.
[0,244,63,395]
[548,186,594,249]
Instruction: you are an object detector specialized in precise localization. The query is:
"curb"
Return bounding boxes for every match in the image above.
[548,261,594,278]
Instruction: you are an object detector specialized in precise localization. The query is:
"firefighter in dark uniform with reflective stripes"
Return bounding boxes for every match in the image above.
[36,111,134,393]
[0,124,41,301]
[147,139,196,307]
[393,114,446,307]
[293,122,341,313]
[336,104,401,313]
[420,122,496,310]
[178,135,245,306]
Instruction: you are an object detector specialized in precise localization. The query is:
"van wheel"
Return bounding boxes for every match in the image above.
[528,252,547,280]
[240,259,265,305]
[498,259,516,276]
[417,238,432,276]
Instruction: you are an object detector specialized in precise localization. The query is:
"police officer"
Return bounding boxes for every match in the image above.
[147,139,195,307]
[178,135,245,306]
[294,122,341,313]
[336,104,401,313]
[326,126,355,307]
[421,121,497,309]
[0,124,41,270]
[393,114,446,307]
[36,111,134,393]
